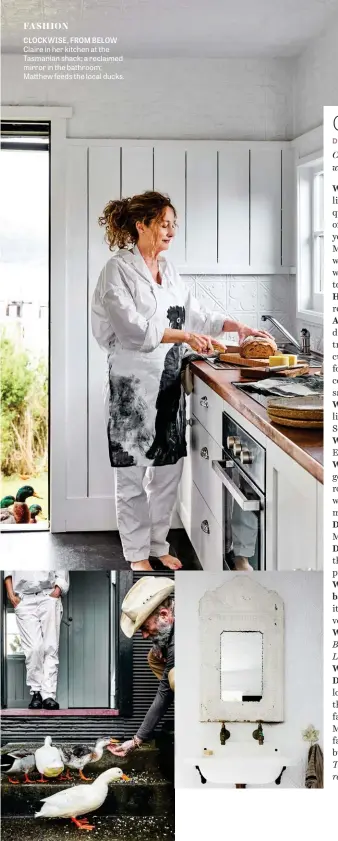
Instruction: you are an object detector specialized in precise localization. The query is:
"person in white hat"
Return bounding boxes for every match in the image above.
[110,576,175,757]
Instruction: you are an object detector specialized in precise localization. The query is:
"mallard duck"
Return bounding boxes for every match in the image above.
[60,738,120,781]
[35,767,130,830]
[29,504,43,524]
[0,486,42,524]
[35,736,64,782]
[1,749,36,784]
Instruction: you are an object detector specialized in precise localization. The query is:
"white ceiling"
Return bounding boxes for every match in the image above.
[2,0,338,57]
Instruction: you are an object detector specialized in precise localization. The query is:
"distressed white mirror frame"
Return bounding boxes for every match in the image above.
[200,576,284,722]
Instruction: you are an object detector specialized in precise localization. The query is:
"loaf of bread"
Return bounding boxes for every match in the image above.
[240,335,278,359]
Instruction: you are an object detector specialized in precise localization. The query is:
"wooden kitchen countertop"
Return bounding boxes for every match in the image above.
[191,362,323,484]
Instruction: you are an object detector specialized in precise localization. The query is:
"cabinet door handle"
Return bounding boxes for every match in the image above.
[186,418,193,426]
[201,519,210,534]
[200,396,209,408]
[200,446,209,459]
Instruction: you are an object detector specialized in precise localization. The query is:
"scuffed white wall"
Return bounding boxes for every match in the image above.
[175,572,323,789]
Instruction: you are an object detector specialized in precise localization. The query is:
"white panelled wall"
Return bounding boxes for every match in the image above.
[64,139,296,530]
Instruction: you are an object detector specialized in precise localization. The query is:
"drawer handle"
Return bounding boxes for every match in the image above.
[201,519,210,534]
[200,446,209,460]
[200,396,209,408]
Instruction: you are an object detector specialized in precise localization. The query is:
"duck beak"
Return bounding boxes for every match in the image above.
[109,739,120,744]
[122,774,130,781]
[32,492,43,498]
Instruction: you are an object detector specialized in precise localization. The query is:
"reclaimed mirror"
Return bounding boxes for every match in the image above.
[220,631,263,702]
[200,576,284,722]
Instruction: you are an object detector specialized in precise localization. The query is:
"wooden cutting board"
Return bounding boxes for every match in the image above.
[219,352,269,367]
[239,363,310,379]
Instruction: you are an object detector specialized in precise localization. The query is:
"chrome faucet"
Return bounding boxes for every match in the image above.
[220,722,230,745]
[252,722,264,745]
[261,315,303,351]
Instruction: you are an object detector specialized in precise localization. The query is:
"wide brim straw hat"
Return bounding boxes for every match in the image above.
[120,576,175,638]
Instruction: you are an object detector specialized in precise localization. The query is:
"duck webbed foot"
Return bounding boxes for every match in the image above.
[71,817,95,831]
[79,770,91,781]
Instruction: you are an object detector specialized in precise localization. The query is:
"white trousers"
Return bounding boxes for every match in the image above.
[14,592,63,700]
[115,459,183,562]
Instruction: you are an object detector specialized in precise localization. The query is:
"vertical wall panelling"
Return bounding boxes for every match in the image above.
[154,144,186,264]
[88,146,121,505]
[218,146,250,267]
[281,147,296,268]
[121,145,154,196]
[250,147,282,269]
[186,147,217,265]
[65,146,88,501]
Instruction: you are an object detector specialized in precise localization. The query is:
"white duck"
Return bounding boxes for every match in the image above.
[35,767,130,830]
[35,736,64,782]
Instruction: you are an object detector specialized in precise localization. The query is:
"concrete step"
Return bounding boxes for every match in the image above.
[1,815,174,841]
[1,742,162,774]
[1,770,174,818]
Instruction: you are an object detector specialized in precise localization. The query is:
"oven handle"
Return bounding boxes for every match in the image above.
[211,459,261,511]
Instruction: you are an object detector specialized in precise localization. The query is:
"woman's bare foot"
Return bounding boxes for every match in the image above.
[158,554,183,570]
[130,560,153,571]
[233,556,253,571]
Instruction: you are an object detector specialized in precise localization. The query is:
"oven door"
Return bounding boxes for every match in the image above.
[212,458,265,570]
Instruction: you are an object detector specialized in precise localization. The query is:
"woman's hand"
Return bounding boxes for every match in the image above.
[49,586,61,599]
[236,324,274,344]
[185,332,215,353]
[11,595,21,609]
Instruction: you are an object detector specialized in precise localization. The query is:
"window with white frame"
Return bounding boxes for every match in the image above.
[297,155,324,320]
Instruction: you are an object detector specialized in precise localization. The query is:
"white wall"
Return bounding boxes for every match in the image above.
[2,54,294,140]
[175,571,323,789]
[292,11,338,138]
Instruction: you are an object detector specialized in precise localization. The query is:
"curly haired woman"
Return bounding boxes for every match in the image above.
[91,191,271,571]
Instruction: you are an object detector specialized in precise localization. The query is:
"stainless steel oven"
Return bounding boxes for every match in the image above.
[212,412,266,570]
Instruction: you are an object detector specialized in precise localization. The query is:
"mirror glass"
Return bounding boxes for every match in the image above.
[220,631,263,702]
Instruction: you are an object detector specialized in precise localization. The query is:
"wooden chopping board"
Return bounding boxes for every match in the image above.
[219,352,269,367]
[239,363,310,379]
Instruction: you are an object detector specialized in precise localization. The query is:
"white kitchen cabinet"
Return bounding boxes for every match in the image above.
[265,438,321,570]
[190,416,223,528]
[191,375,224,446]
[177,399,193,537]
[190,481,223,572]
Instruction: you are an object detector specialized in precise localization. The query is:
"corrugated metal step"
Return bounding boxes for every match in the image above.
[1,814,174,841]
[1,771,174,817]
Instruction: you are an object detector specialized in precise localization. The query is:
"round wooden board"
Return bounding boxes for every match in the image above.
[267,406,323,421]
[267,413,323,429]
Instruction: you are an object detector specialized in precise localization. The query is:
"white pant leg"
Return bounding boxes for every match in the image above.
[115,465,151,562]
[14,594,44,695]
[145,458,184,557]
[37,594,63,700]
[231,503,258,558]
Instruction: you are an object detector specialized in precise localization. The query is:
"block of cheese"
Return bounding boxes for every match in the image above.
[287,354,298,366]
[269,354,290,367]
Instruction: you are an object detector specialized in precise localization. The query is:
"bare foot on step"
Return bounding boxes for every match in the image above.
[130,560,153,571]
[158,554,183,570]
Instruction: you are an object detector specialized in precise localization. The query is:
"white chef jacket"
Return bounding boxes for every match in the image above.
[91,245,227,467]
[4,571,70,597]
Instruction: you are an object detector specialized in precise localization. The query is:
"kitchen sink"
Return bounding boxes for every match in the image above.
[189,742,297,786]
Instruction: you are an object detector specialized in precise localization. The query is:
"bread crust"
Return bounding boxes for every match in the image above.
[240,336,277,359]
